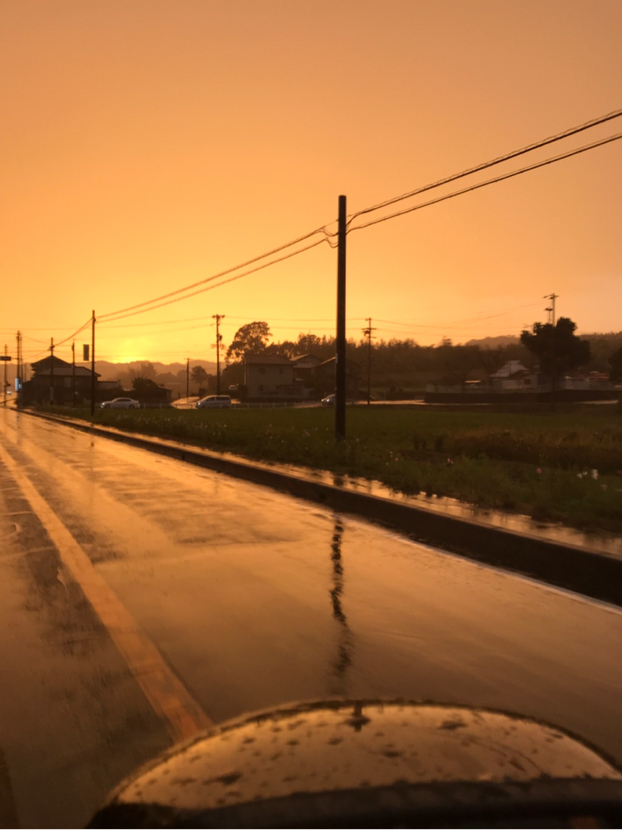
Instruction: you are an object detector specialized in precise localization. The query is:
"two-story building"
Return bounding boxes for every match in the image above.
[244,354,298,401]
[22,355,100,405]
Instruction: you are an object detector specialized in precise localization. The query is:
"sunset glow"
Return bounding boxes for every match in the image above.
[1,0,620,366]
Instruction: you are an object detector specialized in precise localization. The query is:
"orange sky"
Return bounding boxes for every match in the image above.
[1,0,621,366]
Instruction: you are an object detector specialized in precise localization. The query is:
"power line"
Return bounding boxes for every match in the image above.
[54,317,92,348]
[348,106,622,223]
[374,302,542,330]
[99,239,326,324]
[100,239,324,323]
[348,131,622,233]
[99,229,331,322]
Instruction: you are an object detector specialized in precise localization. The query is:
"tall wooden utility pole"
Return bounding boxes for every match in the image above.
[212,314,225,394]
[186,357,190,400]
[90,310,96,416]
[362,317,376,406]
[335,195,347,441]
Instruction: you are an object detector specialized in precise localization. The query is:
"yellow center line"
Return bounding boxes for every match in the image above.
[0,440,213,742]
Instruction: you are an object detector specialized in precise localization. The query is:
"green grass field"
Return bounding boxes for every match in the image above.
[43,403,622,534]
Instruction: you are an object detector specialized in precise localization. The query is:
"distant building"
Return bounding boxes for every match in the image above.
[22,355,100,405]
[244,353,298,401]
[490,360,533,389]
[315,357,362,398]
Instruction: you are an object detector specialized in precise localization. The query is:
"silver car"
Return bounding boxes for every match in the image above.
[196,395,232,409]
[101,397,140,409]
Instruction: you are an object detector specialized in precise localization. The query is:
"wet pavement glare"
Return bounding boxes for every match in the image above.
[0,408,621,826]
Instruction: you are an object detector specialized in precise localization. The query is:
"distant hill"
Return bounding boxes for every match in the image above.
[463,335,520,349]
[94,359,218,381]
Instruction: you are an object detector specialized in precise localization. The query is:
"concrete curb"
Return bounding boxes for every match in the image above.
[23,409,622,609]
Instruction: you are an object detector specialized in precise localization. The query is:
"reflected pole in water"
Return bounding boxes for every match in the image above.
[328,517,354,693]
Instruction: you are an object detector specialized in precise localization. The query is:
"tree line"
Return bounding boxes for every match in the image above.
[121,319,622,398]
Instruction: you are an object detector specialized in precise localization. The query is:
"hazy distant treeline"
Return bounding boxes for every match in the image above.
[95,330,622,396]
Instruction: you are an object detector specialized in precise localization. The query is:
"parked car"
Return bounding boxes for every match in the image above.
[196,395,232,409]
[321,393,335,406]
[101,397,140,409]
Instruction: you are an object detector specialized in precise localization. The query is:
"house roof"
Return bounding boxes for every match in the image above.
[490,360,528,378]
[31,355,99,377]
[291,353,322,365]
[244,353,292,365]
[318,356,360,369]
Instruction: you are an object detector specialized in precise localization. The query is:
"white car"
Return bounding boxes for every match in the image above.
[196,395,232,409]
[101,397,140,409]
[321,394,335,406]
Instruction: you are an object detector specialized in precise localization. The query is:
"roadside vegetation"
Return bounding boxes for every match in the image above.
[38,403,622,535]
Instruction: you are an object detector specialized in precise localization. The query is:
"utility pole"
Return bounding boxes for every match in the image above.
[186,357,190,400]
[49,337,54,404]
[72,341,76,406]
[212,314,225,394]
[3,345,8,407]
[15,332,19,390]
[90,310,96,417]
[544,293,558,412]
[362,317,376,406]
[15,331,22,404]
[335,195,347,441]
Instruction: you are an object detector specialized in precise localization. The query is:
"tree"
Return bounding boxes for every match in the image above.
[191,365,209,387]
[226,321,271,364]
[129,361,157,383]
[434,343,481,386]
[131,376,166,400]
[608,346,622,383]
[520,317,591,380]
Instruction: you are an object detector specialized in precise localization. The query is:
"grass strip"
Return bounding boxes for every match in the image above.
[38,404,622,535]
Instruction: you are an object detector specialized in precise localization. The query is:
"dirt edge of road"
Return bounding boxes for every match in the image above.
[21,409,622,609]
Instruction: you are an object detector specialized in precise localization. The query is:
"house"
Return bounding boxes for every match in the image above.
[489,360,533,389]
[290,354,323,398]
[22,355,100,405]
[244,353,298,401]
[315,357,362,398]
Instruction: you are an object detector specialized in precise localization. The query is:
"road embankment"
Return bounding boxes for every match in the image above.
[22,408,622,609]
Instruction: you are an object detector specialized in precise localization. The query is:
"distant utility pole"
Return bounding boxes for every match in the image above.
[71,341,76,406]
[212,314,225,394]
[90,310,96,417]
[362,317,376,406]
[186,357,190,399]
[2,345,9,407]
[335,195,347,441]
[544,293,559,412]
[49,337,55,404]
[15,331,22,402]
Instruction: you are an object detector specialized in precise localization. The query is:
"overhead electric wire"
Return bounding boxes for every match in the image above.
[99,227,332,322]
[374,302,542,331]
[348,131,622,233]
[348,106,622,223]
[54,317,92,348]
[99,239,326,324]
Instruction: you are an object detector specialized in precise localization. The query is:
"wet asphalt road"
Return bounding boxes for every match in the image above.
[0,407,621,827]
